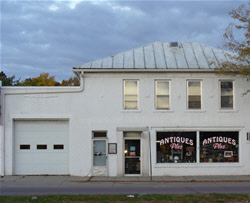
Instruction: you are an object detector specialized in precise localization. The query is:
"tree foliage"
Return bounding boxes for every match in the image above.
[60,76,80,86]
[216,3,250,78]
[0,71,79,86]
[0,71,20,86]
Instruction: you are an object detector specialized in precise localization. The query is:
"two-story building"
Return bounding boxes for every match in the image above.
[1,41,250,177]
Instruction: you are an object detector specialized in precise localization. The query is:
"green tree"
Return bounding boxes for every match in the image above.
[216,3,250,77]
[60,76,80,86]
[0,71,20,86]
[31,73,58,86]
[21,78,36,86]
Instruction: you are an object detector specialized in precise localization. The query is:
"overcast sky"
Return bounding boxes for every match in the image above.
[1,0,247,81]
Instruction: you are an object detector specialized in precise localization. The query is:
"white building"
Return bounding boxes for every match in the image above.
[1,41,250,177]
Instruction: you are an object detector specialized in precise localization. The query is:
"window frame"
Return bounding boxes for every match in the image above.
[187,79,202,110]
[123,79,139,110]
[154,129,240,166]
[156,131,197,164]
[199,131,239,163]
[219,80,234,110]
[155,79,171,110]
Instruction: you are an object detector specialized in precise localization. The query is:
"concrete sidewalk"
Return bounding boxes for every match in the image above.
[1,175,250,184]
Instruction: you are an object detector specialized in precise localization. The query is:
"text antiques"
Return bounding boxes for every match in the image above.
[160,137,194,150]
[202,136,236,150]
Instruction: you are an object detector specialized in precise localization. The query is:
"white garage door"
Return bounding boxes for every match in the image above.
[14,120,69,175]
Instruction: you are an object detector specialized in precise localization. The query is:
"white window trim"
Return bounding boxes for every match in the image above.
[219,80,235,111]
[123,79,139,110]
[155,79,171,111]
[186,79,202,110]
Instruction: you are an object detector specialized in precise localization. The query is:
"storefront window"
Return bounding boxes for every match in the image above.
[200,132,239,163]
[156,132,196,163]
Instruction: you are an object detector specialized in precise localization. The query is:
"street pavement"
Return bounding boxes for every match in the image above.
[1,175,250,195]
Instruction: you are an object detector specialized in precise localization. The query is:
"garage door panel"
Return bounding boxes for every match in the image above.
[14,120,69,175]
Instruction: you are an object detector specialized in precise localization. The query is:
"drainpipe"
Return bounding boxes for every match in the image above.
[1,71,84,177]
[149,131,152,181]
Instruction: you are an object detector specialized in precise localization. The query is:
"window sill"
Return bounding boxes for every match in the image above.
[153,110,174,113]
[121,110,142,113]
[218,110,238,113]
[155,163,198,168]
[185,110,206,113]
[154,162,242,168]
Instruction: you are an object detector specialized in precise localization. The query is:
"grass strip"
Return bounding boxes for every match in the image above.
[0,193,249,203]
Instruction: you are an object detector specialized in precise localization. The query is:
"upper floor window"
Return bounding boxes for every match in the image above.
[187,80,202,109]
[124,80,139,110]
[155,80,170,110]
[220,81,234,109]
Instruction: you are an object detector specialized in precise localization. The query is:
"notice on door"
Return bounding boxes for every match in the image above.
[130,152,136,156]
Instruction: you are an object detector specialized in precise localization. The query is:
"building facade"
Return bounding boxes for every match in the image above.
[1,42,250,177]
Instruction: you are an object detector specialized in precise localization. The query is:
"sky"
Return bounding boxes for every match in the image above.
[0,0,248,82]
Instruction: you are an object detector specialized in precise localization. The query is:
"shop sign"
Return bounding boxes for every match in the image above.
[160,137,194,146]
[202,136,236,146]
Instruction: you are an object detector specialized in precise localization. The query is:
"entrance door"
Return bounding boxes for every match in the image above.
[124,140,140,175]
[93,140,107,176]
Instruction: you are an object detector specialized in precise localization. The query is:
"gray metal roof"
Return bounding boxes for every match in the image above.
[76,41,235,70]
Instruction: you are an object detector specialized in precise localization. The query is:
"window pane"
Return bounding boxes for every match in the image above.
[188,96,201,109]
[125,95,137,102]
[124,132,141,137]
[156,132,196,163]
[188,81,200,95]
[157,81,169,95]
[221,82,233,96]
[125,81,137,95]
[200,132,239,163]
[156,96,169,109]
[221,96,233,108]
[37,145,47,150]
[124,80,138,109]
[93,132,107,138]
[125,140,140,157]
[20,145,30,150]
[54,145,64,150]
[221,81,233,109]
[124,101,138,109]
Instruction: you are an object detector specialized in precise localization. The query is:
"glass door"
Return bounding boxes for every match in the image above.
[124,139,140,174]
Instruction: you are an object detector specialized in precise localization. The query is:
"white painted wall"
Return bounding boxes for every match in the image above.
[1,72,250,176]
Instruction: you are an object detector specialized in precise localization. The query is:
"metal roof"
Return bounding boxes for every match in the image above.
[76,41,235,70]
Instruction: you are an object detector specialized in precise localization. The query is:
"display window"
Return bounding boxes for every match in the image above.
[200,132,239,163]
[156,132,196,163]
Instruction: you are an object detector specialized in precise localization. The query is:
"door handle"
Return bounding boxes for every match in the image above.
[94,152,103,156]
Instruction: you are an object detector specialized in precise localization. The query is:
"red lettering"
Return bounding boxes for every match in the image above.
[213,143,226,150]
[170,143,183,150]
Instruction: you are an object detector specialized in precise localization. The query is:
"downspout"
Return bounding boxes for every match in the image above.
[1,71,84,177]
[149,131,152,181]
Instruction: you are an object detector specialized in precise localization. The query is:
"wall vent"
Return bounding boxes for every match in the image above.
[170,42,179,47]
[247,132,250,141]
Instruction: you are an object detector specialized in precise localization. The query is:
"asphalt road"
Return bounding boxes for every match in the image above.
[1,182,250,196]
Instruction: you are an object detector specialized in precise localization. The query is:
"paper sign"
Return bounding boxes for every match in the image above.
[130,152,136,156]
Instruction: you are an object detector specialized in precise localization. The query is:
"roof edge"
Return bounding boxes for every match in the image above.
[72,67,216,74]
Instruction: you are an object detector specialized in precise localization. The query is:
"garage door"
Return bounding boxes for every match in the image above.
[14,120,69,175]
